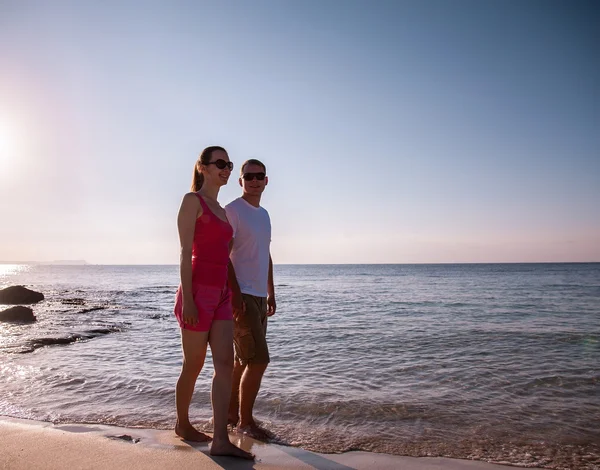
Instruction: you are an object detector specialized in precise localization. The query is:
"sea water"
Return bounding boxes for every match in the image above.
[1,263,598,469]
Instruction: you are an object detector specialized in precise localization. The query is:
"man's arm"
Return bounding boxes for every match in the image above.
[226,205,245,318]
[267,254,276,316]
[228,239,245,319]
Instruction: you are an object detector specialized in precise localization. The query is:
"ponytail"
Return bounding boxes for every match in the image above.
[191,165,204,191]
[190,145,227,192]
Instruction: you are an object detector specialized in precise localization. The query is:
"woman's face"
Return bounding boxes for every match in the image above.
[201,149,233,187]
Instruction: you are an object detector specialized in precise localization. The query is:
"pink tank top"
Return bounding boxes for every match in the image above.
[191,193,233,287]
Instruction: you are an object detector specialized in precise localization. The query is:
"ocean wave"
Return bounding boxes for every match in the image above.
[147,313,170,320]
[521,374,600,390]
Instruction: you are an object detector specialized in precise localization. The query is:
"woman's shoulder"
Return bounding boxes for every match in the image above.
[181,192,203,214]
[182,192,202,203]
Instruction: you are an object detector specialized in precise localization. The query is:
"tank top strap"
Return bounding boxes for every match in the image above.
[194,192,209,212]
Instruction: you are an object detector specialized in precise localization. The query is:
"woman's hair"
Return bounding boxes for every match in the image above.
[191,146,227,192]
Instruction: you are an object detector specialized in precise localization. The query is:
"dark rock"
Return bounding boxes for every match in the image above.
[30,336,75,347]
[79,306,106,314]
[18,326,121,352]
[0,306,37,323]
[107,434,140,443]
[62,298,86,305]
[0,286,44,304]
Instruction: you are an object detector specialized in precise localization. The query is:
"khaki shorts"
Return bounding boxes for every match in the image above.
[233,294,270,365]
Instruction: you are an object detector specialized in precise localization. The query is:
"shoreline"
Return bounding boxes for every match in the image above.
[0,416,531,470]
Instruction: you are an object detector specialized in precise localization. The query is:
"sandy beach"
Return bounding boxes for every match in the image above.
[0,416,530,470]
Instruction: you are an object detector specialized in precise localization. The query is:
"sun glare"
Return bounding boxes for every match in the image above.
[0,128,8,154]
[0,123,13,163]
[0,119,19,171]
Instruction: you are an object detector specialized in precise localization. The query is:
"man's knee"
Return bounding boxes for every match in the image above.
[233,359,246,371]
[247,362,268,374]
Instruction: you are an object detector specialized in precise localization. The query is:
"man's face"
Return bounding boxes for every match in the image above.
[239,163,268,196]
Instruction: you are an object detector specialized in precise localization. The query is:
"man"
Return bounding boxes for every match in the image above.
[226,158,275,439]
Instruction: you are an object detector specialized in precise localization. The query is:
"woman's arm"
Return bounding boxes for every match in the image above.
[177,193,201,325]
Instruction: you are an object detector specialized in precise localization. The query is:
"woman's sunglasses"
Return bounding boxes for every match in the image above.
[242,172,266,181]
[206,159,234,171]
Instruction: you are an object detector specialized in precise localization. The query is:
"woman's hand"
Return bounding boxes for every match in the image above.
[182,300,199,327]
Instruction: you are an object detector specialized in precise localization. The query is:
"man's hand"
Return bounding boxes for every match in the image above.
[232,290,246,320]
[267,294,276,317]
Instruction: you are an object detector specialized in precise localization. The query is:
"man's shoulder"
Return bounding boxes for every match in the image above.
[225,197,243,208]
[225,197,243,211]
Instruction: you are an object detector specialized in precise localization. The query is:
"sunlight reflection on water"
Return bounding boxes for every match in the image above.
[0,264,30,287]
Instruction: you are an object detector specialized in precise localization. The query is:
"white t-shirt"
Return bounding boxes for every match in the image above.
[225,197,271,298]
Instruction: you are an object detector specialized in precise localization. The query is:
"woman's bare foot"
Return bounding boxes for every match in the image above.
[209,439,255,460]
[175,421,212,442]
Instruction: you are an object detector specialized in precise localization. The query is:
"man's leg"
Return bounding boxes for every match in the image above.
[228,360,245,426]
[237,295,270,437]
[239,362,268,429]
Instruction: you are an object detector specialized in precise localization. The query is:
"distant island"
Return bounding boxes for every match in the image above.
[40,260,89,265]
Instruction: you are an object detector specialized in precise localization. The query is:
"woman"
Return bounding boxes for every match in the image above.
[174,146,254,459]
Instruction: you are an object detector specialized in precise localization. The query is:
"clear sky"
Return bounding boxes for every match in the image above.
[0,0,598,264]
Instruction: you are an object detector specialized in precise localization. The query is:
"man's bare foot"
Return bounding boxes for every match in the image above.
[227,415,239,427]
[209,440,255,460]
[175,422,212,442]
[236,423,271,440]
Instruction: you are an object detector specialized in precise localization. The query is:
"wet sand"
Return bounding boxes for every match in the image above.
[0,416,536,469]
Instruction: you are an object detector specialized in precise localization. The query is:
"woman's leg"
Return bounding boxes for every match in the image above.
[208,320,254,459]
[175,328,211,441]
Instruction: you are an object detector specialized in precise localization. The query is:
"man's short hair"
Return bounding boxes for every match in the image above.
[240,159,266,175]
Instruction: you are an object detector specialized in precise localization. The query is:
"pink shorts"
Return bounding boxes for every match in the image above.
[174,283,233,332]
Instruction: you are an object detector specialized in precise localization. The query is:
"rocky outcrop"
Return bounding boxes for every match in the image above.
[79,306,106,314]
[62,298,86,306]
[18,326,121,353]
[0,286,44,304]
[0,306,37,323]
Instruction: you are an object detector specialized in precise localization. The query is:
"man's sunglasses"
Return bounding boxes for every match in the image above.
[206,159,234,171]
[242,172,266,181]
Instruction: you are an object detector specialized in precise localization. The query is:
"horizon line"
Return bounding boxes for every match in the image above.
[1,261,599,266]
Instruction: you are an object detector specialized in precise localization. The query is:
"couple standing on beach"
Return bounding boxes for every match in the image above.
[172,146,275,460]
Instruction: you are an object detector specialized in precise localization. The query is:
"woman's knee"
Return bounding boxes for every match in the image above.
[181,357,205,377]
[212,356,234,376]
